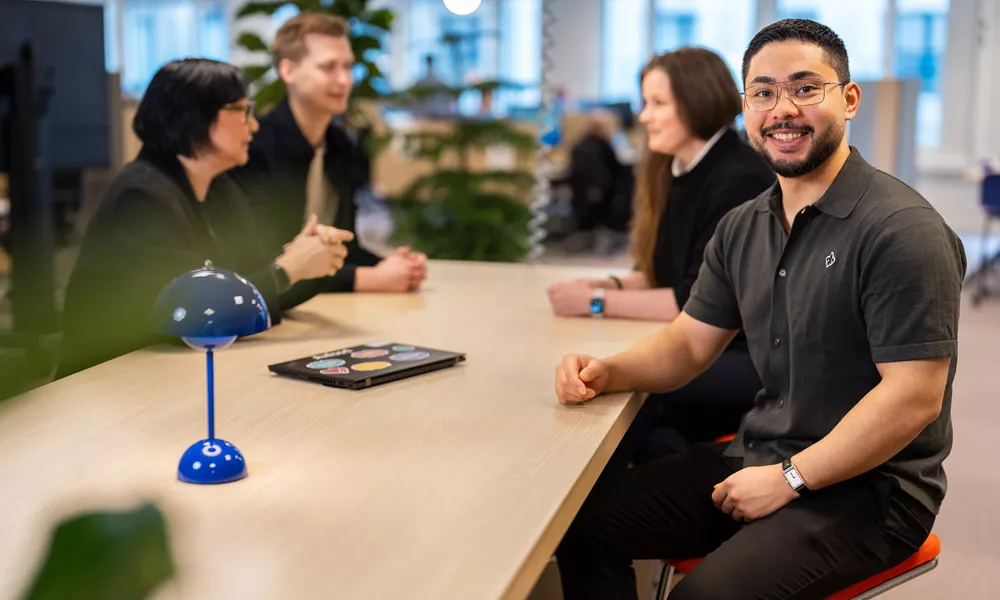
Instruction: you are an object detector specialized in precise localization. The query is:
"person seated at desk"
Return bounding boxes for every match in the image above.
[229,12,427,297]
[548,47,775,462]
[553,19,965,599]
[57,59,351,378]
[563,111,633,255]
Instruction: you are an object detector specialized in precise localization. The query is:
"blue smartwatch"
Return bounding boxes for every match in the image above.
[590,287,606,318]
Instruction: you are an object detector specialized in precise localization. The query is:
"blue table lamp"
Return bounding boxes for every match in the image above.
[152,261,270,484]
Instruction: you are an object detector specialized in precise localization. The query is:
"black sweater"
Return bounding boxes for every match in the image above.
[228,99,381,298]
[653,128,775,309]
[57,148,284,378]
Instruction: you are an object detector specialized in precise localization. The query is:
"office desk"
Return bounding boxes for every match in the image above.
[0,261,652,600]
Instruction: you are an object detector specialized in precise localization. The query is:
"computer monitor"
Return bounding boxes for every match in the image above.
[0,0,108,172]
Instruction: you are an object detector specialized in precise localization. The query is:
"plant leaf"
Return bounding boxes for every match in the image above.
[236,1,287,18]
[254,79,287,113]
[244,65,272,83]
[352,34,381,54]
[237,32,269,53]
[364,8,394,31]
[24,503,174,600]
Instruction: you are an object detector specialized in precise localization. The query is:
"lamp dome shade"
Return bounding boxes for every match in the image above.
[152,261,270,338]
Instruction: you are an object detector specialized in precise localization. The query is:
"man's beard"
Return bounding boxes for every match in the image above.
[750,120,844,178]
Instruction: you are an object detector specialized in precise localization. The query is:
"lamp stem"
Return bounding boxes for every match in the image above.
[206,348,215,440]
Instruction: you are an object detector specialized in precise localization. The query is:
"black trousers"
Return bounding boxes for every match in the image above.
[606,347,759,472]
[556,443,934,600]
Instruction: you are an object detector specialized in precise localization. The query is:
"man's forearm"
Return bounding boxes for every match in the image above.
[604,313,731,394]
[792,358,949,490]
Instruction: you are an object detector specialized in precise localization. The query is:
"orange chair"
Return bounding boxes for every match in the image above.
[655,533,941,600]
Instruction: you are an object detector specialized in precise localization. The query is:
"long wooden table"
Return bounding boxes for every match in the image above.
[0,261,655,600]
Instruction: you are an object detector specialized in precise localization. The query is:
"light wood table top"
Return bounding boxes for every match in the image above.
[0,260,655,600]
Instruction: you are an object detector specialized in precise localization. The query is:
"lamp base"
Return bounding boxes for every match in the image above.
[178,439,247,484]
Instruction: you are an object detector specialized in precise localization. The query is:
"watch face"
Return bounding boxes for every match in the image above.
[785,466,805,489]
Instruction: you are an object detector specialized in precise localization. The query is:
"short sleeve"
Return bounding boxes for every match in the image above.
[861,208,967,363]
[682,209,743,331]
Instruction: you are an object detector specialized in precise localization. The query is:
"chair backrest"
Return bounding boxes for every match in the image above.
[983,174,1000,213]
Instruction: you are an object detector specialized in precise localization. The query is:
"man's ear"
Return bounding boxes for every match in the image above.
[843,81,861,122]
[276,57,295,85]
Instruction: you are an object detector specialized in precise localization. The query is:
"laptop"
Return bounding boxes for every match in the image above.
[267,342,466,390]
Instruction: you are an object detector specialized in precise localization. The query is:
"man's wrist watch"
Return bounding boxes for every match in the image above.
[781,458,809,495]
[590,287,606,318]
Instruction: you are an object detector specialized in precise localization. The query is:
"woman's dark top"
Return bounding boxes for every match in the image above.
[653,128,775,311]
[57,147,283,378]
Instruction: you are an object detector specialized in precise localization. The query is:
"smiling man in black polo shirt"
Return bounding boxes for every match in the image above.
[552,19,966,600]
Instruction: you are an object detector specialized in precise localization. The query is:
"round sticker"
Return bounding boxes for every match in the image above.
[320,367,350,375]
[390,351,431,361]
[351,349,389,359]
[352,361,392,372]
[307,358,346,370]
[392,345,415,352]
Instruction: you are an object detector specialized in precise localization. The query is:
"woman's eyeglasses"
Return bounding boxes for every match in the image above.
[221,100,255,123]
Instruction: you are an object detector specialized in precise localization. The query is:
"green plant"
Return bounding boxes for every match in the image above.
[21,503,174,600]
[235,0,394,114]
[385,99,541,263]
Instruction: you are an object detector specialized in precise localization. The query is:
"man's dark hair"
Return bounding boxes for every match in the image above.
[132,58,248,157]
[742,19,850,86]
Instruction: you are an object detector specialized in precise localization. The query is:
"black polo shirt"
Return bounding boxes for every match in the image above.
[684,148,966,514]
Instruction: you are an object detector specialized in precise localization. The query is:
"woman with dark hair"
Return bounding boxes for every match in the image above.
[58,58,351,378]
[547,47,776,463]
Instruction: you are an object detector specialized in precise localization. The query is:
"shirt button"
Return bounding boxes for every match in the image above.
[748,440,757,449]
[773,336,782,346]
[779,399,785,408]
[778,268,787,277]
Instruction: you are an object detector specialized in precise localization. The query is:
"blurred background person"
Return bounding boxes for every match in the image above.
[230,13,427,298]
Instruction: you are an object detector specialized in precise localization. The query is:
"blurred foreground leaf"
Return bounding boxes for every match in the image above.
[23,503,174,600]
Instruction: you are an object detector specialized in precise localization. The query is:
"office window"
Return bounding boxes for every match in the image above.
[653,0,756,88]
[895,0,948,148]
[406,0,541,115]
[654,13,696,50]
[775,0,888,81]
[601,0,650,108]
[603,1,755,107]
[498,0,542,111]
[119,0,229,98]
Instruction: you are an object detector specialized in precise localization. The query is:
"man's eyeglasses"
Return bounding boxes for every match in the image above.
[741,80,848,112]
[221,100,254,123]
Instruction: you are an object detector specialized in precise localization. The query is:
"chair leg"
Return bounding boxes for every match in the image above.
[849,557,939,599]
[655,564,677,600]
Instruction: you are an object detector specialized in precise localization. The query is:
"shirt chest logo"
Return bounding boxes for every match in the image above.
[825,252,836,269]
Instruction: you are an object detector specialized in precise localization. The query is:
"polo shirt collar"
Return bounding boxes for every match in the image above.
[755,147,876,219]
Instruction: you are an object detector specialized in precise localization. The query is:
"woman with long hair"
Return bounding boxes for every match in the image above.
[548,47,775,462]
